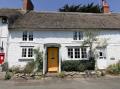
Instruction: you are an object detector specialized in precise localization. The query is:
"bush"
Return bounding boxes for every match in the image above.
[34,48,43,72]
[78,64,86,72]
[1,62,8,72]
[107,63,120,75]
[5,72,12,80]
[61,59,95,72]
[9,66,22,74]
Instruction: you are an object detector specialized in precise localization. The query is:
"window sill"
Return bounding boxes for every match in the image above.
[19,58,34,62]
[72,40,84,42]
[68,58,88,60]
[21,41,34,42]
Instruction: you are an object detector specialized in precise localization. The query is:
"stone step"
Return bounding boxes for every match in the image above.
[45,73,58,77]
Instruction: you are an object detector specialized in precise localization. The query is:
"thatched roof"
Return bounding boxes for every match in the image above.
[0,9,120,30]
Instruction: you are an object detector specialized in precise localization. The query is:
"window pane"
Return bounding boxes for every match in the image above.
[81,48,87,58]
[79,32,83,40]
[98,48,106,59]
[75,48,80,58]
[29,32,33,41]
[28,48,33,57]
[73,32,77,40]
[68,48,73,58]
[22,48,27,57]
[23,31,27,41]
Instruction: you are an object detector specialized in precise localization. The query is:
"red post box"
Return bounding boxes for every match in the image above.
[0,53,5,64]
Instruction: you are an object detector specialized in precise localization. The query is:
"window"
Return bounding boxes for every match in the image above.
[81,48,87,58]
[22,47,33,58]
[29,32,33,41]
[68,48,73,58]
[28,48,33,57]
[23,31,27,41]
[22,48,27,57]
[73,32,77,40]
[75,48,80,58]
[73,31,83,40]
[68,47,87,59]
[22,31,33,41]
[79,32,83,40]
[98,48,106,59]
[2,17,7,24]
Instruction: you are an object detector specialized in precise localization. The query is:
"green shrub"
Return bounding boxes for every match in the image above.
[61,59,95,72]
[5,72,12,80]
[78,64,86,72]
[10,66,22,74]
[34,48,43,72]
[107,63,120,75]
[1,62,8,72]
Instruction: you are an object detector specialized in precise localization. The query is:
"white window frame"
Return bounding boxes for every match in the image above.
[98,48,106,59]
[28,32,33,41]
[67,47,88,59]
[73,31,83,40]
[22,31,27,41]
[68,48,73,58]
[21,47,34,58]
[74,48,80,58]
[22,31,33,41]
[81,47,87,59]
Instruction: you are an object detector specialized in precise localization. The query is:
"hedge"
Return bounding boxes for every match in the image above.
[61,58,95,72]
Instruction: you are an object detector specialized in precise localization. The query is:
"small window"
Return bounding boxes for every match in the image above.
[79,32,83,40]
[73,32,77,40]
[81,48,87,58]
[22,48,27,57]
[99,51,104,59]
[98,48,106,59]
[75,48,80,58]
[29,32,33,41]
[2,17,7,24]
[28,48,33,57]
[68,48,73,58]
[23,31,27,41]
[22,31,33,41]
[73,31,83,40]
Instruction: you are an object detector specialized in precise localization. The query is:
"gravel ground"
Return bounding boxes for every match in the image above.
[0,77,120,89]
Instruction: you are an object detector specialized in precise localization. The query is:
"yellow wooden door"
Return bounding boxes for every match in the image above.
[48,47,59,72]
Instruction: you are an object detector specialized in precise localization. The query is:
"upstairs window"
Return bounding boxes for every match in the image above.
[79,32,83,40]
[23,31,27,41]
[73,32,77,40]
[73,31,83,40]
[29,32,33,41]
[2,17,7,24]
[22,31,33,41]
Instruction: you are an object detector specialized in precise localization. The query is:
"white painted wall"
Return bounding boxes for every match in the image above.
[7,29,120,69]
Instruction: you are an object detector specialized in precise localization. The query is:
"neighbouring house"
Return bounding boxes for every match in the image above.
[0,0,120,74]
